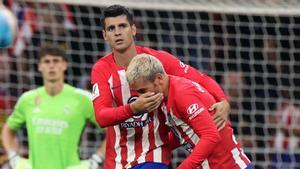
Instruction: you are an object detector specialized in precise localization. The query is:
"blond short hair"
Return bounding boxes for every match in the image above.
[126,54,166,85]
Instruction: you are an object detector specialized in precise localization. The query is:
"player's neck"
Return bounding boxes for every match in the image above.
[113,44,137,68]
[44,80,64,96]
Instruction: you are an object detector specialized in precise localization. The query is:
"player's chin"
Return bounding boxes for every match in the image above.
[114,44,129,52]
[48,77,60,83]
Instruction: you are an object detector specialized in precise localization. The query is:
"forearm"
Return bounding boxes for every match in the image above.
[178,139,218,169]
[95,104,133,127]
[1,124,19,152]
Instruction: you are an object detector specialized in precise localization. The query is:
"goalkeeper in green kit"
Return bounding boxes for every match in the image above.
[1,44,105,169]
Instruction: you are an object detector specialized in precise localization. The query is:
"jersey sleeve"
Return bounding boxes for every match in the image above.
[7,93,27,131]
[76,89,102,129]
[91,62,133,127]
[156,51,228,101]
[175,90,221,169]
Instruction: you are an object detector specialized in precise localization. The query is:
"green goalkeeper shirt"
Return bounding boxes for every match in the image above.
[7,84,98,169]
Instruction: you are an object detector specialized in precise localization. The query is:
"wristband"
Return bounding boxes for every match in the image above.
[7,150,18,159]
[91,152,104,165]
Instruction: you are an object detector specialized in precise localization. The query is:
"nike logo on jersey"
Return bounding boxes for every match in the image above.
[111,85,122,90]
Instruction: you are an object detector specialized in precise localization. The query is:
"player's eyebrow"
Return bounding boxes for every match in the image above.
[106,25,115,31]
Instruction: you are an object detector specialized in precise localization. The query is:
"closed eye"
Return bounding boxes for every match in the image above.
[136,88,147,94]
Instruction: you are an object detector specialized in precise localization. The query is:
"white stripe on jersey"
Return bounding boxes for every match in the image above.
[231,148,247,169]
[108,75,115,99]
[114,125,123,169]
[118,70,131,104]
[109,73,121,168]
[153,111,163,162]
[171,112,200,145]
[232,135,251,164]
[118,70,136,168]
[241,149,251,164]
[137,119,150,163]
[125,129,135,169]
[202,159,210,169]
[137,112,150,163]
[232,134,238,144]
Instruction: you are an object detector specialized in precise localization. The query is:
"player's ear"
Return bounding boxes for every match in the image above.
[131,24,137,36]
[62,61,68,72]
[155,73,164,84]
[38,62,42,72]
[102,30,108,41]
[157,73,163,79]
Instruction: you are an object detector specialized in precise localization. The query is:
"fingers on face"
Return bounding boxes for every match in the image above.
[217,122,226,131]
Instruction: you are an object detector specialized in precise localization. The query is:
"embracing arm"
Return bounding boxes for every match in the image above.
[156,51,230,130]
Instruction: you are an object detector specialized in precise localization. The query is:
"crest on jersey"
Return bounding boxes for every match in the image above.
[33,96,41,113]
[119,96,152,128]
[64,105,71,115]
[92,83,100,100]
[34,96,41,107]
[127,96,145,119]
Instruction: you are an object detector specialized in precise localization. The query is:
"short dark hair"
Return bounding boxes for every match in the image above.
[38,44,66,61]
[101,4,134,30]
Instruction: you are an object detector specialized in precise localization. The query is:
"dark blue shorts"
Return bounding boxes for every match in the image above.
[131,162,169,169]
[246,163,254,169]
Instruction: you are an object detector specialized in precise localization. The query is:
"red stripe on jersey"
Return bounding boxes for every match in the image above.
[120,128,128,168]
[104,127,118,169]
[131,126,143,167]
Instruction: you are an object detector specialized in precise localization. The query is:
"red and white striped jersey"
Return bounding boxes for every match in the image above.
[162,75,251,169]
[91,46,228,169]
